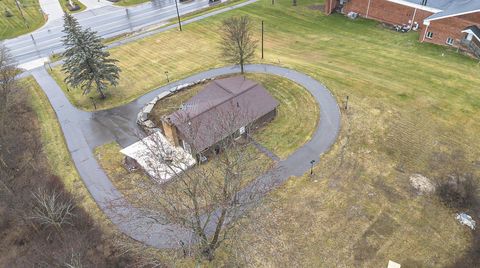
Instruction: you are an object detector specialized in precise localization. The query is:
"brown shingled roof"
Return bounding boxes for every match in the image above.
[167,76,279,152]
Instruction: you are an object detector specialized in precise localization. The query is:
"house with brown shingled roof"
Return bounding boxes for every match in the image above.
[161,76,279,157]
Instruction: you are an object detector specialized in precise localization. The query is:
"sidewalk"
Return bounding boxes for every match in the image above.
[81,0,115,10]
[39,0,64,25]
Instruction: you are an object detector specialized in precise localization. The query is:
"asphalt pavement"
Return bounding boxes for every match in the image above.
[3,0,221,67]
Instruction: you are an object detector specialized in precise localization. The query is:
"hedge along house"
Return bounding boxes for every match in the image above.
[324,0,480,56]
[161,76,279,160]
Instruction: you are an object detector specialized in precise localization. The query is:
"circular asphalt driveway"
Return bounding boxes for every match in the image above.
[31,64,341,248]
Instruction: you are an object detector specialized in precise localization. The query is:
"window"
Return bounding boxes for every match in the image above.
[446,37,454,45]
[425,31,434,39]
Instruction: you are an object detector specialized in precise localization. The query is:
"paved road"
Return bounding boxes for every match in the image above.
[31,64,341,248]
[3,0,225,66]
[81,0,115,10]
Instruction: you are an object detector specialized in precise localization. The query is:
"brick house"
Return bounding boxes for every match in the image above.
[325,0,480,56]
[161,76,279,158]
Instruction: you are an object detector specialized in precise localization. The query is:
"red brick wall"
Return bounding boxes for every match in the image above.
[421,12,480,47]
[330,0,480,49]
[324,0,338,15]
[342,0,433,29]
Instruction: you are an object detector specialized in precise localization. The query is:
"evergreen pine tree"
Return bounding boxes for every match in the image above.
[61,13,121,100]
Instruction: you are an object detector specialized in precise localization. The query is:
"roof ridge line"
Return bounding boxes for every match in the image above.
[213,79,234,95]
[177,78,259,123]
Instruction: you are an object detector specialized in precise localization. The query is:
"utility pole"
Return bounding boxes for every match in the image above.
[126,9,133,30]
[175,0,182,31]
[165,71,170,82]
[261,20,264,59]
[15,0,28,28]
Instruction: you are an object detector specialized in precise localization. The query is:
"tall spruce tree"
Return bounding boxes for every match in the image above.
[61,13,120,99]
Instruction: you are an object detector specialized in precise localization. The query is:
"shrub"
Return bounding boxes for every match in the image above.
[4,8,13,17]
[437,174,479,211]
[30,187,76,231]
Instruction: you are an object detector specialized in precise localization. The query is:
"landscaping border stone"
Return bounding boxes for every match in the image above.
[136,78,213,133]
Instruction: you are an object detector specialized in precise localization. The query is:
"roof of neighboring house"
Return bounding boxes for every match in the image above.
[462,25,480,41]
[388,0,480,23]
[395,0,453,11]
[167,76,279,152]
[424,0,480,22]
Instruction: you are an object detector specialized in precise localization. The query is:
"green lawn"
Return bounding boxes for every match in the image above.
[247,73,318,159]
[48,0,480,265]
[0,0,45,40]
[149,73,318,159]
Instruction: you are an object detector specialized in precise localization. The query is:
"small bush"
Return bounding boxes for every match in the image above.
[4,8,13,17]
[437,174,479,211]
[30,187,76,231]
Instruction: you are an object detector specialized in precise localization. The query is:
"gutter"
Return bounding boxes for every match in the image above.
[421,22,430,42]
[387,0,441,13]
[366,0,371,18]
[410,7,417,27]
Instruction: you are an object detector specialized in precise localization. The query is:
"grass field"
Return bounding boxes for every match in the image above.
[150,73,318,158]
[0,0,45,40]
[48,0,480,265]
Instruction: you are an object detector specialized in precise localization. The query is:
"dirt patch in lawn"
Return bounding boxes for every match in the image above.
[308,4,324,10]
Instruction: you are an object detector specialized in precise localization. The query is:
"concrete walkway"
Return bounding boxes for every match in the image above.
[81,0,114,10]
[248,135,280,162]
[39,0,64,26]
[31,64,341,248]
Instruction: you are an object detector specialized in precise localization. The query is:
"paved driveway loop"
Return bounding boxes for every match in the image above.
[31,64,341,248]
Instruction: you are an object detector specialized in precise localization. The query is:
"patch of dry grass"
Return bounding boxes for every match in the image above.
[213,99,474,267]
[47,0,480,265]
[94,141,273,211]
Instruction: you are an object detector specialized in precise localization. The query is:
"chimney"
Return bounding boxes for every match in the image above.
[161,117,180,147]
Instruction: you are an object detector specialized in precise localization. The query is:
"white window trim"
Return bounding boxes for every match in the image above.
[446,37,454,45]
[425,31,433,39]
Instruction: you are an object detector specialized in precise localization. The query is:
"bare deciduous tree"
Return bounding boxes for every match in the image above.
[220,16,258,74]
[130,105,276,262]
[30,188,76,231]
[0,45,19,195]
[0,45,17,107]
